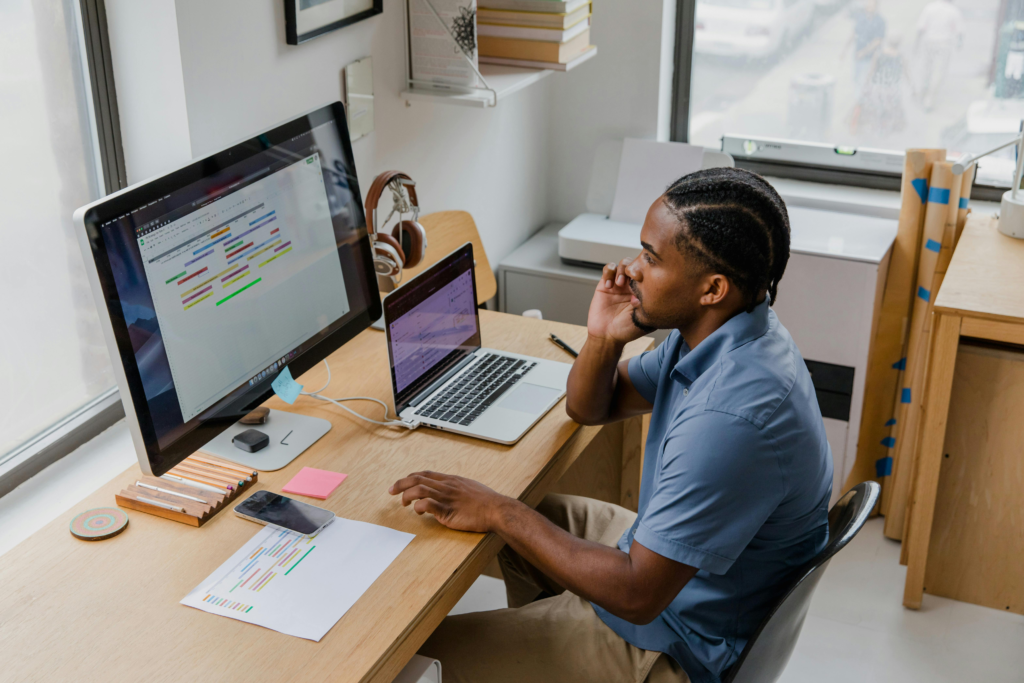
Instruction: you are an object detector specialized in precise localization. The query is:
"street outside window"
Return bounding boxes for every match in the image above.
[689,0,1019,186]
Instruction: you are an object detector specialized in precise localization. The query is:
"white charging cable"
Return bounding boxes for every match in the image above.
[299,360,418,430]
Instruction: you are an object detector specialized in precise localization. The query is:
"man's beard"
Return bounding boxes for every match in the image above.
[629,281,657,334]
[631,308,657,335]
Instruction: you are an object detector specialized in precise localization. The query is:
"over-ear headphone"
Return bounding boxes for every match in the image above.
[364,171,427,284]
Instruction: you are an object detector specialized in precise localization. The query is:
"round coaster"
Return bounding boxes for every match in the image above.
[70,507,129,541]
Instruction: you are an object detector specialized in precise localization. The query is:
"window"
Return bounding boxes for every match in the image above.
[0,1,118,466]
[680,0,1019,190]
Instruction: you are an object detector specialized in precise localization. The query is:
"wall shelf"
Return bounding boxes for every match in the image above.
[401,49,597,108]
[402,64,549,108]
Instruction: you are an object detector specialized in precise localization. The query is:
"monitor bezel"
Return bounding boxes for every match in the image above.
[76,102,381,476]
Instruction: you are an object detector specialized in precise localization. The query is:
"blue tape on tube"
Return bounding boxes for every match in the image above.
[912,178,928,204]
[885,418,896,426]
[876,457,893,477]
[901,387,912,403]
[959,197,969,209]
[918,286,931,302]
[925,238,941,253]
[881,437,896,448]
[928,187,950,204]
[892,357,906,370]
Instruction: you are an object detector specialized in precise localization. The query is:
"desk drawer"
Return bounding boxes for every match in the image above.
[804,359,854,422]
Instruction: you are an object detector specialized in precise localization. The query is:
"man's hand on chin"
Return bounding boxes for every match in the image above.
[587,259,647,346]
[389,471,512,533]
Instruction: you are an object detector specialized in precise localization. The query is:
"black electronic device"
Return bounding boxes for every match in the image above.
[232,429,270,453]
[234,490,336,536]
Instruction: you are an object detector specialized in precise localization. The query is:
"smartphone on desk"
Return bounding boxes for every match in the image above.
[234,490,335,535]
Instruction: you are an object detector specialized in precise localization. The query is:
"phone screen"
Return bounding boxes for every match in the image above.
[237,491,335,535]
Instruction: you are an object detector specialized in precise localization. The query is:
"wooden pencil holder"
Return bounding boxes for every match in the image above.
[115,454,258,527]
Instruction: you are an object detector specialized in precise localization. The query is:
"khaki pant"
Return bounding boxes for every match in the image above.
[419,494,690,683]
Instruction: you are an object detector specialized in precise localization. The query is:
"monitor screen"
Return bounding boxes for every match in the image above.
[77,103,380,475]
[384,244,480,412]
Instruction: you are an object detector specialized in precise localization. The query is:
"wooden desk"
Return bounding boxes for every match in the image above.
[0,311,651,681]
[903,215,1024,609]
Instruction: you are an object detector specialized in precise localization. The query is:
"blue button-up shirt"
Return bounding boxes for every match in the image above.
[592,298,832,683]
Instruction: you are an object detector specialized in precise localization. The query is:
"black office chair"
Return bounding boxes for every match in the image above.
[721,481,880,683]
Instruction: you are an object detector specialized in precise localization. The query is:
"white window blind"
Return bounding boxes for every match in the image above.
[0,0,114,459]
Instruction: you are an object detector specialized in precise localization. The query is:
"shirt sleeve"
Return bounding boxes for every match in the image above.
[627,332,677,404]
[633,410,786,575]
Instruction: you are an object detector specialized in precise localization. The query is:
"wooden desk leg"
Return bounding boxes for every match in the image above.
[902,313,961,609]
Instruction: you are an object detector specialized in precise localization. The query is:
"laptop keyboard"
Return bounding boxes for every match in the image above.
[417,354,537,426]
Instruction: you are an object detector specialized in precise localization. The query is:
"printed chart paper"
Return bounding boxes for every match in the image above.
[181,518,414,641]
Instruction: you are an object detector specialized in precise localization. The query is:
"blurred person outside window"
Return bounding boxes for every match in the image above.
[851,34,915,139]
[844,0,887,88]
[914,0,965,111]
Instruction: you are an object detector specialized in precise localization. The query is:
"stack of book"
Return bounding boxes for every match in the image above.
[477,0,595,71]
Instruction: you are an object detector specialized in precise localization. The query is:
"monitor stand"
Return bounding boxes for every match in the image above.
[199,409,331,472]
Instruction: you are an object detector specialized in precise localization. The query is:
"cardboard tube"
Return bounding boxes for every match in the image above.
[954,164,977,245]
[846,150,945,501]
[884,162,959,539]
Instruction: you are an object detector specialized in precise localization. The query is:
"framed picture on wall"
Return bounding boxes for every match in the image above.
[285,0,383,45]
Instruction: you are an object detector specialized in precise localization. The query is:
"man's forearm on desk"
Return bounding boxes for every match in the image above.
[489,497,693,625]
[565,336,627,425]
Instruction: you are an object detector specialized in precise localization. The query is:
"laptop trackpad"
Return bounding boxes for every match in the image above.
[498,383,562,414]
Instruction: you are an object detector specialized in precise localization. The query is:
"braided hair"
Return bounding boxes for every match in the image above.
[662,167,790,312]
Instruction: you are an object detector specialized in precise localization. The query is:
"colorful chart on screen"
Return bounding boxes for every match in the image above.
[135,152,351,422]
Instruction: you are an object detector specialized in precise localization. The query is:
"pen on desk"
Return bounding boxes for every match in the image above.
[162,473,229,494]
[549,333,579,358]
[134,495,185,513]
[135,481,208,504]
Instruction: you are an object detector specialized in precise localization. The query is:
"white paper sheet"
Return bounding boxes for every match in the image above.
[609,139,705,225]
[181,518,415,641]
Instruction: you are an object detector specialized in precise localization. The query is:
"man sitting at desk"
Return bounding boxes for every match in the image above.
[390,167,833,683]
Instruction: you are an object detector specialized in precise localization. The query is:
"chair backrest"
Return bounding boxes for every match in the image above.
[722,481,880,683]
[403,211,497,306]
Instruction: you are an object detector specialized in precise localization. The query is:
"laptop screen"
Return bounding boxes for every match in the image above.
[384,244,481,411]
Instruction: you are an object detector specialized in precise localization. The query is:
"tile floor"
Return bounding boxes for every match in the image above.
[449,518,1024,682]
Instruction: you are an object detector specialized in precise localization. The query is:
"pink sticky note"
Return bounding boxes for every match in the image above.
[282,467,347,499]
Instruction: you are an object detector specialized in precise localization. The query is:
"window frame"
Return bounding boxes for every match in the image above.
[0,0,128,495]
[670,0,1005,202]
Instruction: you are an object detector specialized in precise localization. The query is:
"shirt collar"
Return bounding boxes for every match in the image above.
[674,296,772,383]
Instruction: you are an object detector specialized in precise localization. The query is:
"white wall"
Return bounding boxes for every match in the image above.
[108,0,677,261]
[546,0,674,223]
[105,0,192,183]
[108,0,550,266]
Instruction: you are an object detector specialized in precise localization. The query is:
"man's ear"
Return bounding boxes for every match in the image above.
[699,273,730,307]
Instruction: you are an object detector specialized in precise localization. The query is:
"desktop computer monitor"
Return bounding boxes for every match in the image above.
[74,102,380,476]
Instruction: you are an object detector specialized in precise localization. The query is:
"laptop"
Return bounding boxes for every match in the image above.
[384,243,572,444]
